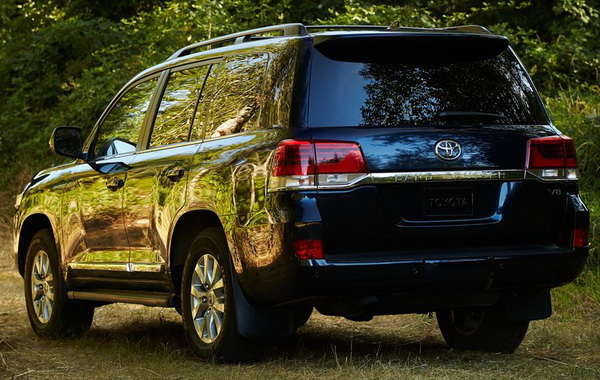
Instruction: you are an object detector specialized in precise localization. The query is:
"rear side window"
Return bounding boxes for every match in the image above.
[150,65,209,148]
[192,53,268,140]
[308,49,547,127]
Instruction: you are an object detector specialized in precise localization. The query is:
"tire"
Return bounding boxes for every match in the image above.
[436,305,529,353]
[24,228,94,338]
[181,227,261,362]
[293,306,313,329]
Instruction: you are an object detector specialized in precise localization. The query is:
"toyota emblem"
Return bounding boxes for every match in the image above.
[434,140,462,161]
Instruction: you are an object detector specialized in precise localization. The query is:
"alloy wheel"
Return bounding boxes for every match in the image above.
[189,253,226,343]
[30,250,55,324]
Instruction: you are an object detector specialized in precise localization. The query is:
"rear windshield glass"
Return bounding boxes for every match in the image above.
[308,48,548,127]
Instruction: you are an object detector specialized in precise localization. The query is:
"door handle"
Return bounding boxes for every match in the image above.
[106,177,124,191]
[165,168,185,182]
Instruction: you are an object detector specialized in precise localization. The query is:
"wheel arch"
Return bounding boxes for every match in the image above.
[17,213,56,277]
[168,209,226,295]
[172,213,298,340]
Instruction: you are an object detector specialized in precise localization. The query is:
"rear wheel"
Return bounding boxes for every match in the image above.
[293,306,313,329]
[436,305,529,353]
[181,227,261,362]
[24,229,94,337]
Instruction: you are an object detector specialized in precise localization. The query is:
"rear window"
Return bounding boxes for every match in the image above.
[308,48,548,127]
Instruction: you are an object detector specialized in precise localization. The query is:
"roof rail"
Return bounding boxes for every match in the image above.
[305,25,388,31]
[167,22,492,61]
[167,23,309,61]
[307,23,490,34]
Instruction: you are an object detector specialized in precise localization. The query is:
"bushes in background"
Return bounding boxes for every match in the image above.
[0,0,597,261]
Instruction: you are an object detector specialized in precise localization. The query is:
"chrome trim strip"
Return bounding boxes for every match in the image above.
[68,262,164,273]
[68,262,129,271]
[371,169,525,183]
[267,169,577,192]
[131,263,165,273]
[274,170,526,192]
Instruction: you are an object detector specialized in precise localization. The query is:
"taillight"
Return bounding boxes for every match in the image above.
[562,136,578,168]
[294,239,324,259]
[314,142,367,173]
[269,140,316,189]
[572,228,589,248]
[526,135,578,180]
[269,140,368,191]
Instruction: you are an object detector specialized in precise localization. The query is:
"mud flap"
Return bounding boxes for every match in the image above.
[231,269,297,338]
[503,290,552,321]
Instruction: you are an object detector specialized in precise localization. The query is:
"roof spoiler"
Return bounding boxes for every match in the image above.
[313,33,510,63]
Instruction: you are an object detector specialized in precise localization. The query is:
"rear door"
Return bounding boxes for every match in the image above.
[123,63,211,276]
[307,35,568,258]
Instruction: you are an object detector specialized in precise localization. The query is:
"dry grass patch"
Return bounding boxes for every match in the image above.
[1,268,600,380]
[1,219,598,379]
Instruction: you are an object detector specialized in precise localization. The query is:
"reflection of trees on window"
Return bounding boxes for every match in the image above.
[262,40,298,129]
[95,77,158,157]
[150,66,209,148]
[193,54,268,140]
[359,51,544,126]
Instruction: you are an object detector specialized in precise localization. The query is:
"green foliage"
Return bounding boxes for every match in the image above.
[544,88,600,266]
[0,0,598,266]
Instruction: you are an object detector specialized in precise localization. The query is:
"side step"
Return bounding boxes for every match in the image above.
[68,289,176,307]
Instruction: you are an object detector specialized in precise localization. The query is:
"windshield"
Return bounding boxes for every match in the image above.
[308,48,548,127]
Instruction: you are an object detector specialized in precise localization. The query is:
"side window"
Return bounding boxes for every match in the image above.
[94,77,158,158]
[192,54,268,140]
[149,65,209,148]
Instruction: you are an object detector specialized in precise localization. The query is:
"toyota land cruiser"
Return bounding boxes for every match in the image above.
[14,23,589,362]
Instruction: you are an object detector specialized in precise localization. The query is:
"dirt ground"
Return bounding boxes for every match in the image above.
[1,268,599,380]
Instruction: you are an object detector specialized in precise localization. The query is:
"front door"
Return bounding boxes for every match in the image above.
[64,75,160,277]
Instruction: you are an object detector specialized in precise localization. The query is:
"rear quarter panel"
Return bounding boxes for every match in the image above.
[185,129,299,305]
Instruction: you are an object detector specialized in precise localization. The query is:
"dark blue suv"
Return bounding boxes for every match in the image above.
[14,23,589,362]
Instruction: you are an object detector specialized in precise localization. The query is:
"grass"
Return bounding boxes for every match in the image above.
[1,257,599,379]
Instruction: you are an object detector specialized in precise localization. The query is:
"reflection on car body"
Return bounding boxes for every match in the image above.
[14,23,589,363]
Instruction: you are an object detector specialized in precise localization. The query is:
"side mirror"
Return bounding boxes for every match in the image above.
[49,126,84,159]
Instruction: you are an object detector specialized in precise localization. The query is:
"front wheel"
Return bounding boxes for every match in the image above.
[181,227,261,362]
[24,229,94,338]
[436,305,529,353]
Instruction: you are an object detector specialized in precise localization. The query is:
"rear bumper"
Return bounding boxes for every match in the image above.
[298,246,588,298]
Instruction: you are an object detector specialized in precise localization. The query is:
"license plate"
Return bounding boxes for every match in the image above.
[423,188,473,216]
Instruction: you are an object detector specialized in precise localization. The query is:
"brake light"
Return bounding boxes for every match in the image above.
[294,239,324,259]
[526,135,578,180]
[269,140,368,191]
[572,228,589,248]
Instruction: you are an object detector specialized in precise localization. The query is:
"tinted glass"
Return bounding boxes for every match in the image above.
[309,49,547,127]
[95,77,158,158]
[150,66,209,147]
[192,54,268,140]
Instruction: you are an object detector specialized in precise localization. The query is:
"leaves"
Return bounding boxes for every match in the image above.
[0,0,598,232]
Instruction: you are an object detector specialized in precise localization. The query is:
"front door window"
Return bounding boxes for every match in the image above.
[94,77,159,158]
